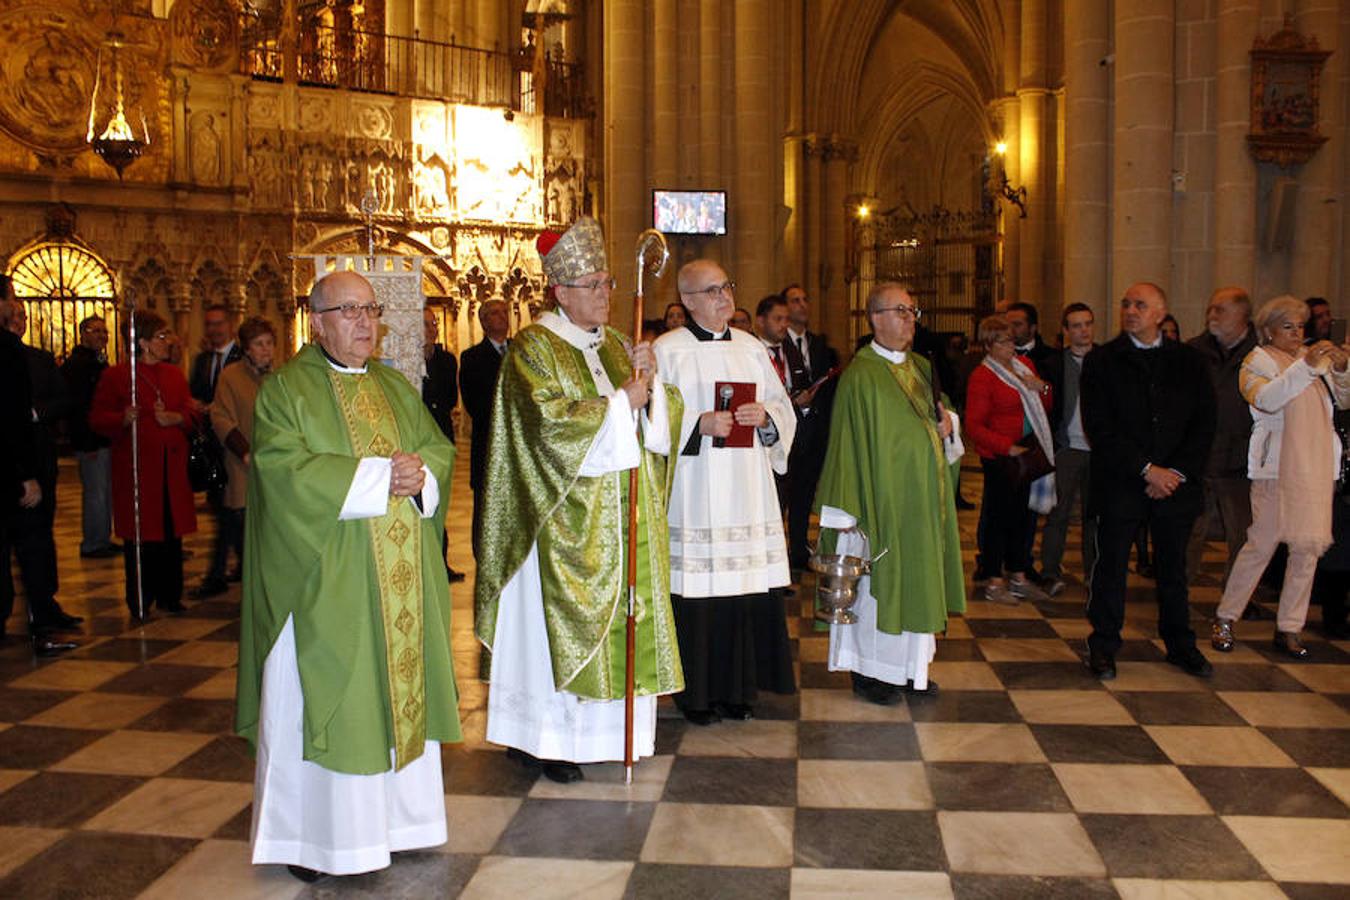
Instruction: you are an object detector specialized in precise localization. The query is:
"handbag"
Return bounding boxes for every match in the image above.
[997,433,1054,488]
[188,428,227,493]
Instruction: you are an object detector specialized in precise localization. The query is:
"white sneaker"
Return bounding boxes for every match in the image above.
[1045,577,1067,597]
[1009,578,1049,602]
[984,583,1020,606]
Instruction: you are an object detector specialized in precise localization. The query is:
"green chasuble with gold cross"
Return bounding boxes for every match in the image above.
[235,343,461,775]
[475,321,685,700]
[814,344,967,634]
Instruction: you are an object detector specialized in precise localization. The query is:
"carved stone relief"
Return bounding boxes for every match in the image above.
[0,6,101,155]
[190,111,223,185]
[170,0,237,73]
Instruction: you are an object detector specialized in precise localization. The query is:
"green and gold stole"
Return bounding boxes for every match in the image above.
[329,369,427,770]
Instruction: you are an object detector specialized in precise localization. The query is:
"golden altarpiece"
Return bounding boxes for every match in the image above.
[0,0,591,362]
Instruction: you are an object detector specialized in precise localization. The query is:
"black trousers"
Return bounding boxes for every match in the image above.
[206,486,231,582]
[0,470,61,627]
[1088,510,1198,656]
[671,591,796,713]
[787,461,824,569]
[978,458,1034,575]
[123,539,184,616]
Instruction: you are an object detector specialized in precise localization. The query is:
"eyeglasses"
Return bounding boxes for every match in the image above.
[874,304,922,320]
[561,277,617,293]
[685,281,736,299]
[151,330,172,341]
[315,302,384,320]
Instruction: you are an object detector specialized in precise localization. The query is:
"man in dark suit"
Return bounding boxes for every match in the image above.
[1081,282,1216,681]
[782,284,839,570]
[1185,287,1259,586]
[1038,303,1098,595]
[189,304,242,598]
[458,298,510,560]
[1006,302,1059,374]
[62,315,118,558]
[0,295,79,651]
[421,307,464,583]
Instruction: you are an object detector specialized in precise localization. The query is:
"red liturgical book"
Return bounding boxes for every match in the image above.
[713,380,756,448]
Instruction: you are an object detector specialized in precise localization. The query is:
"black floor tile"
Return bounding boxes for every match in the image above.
[0,770,143,828]
[1113,691,1248,726]
[795,808,945,870]
[926,762,1073,812]
[751,690,800,721]
[0,687,75,723]
[0,831,197,900]
[299,851,480,898]
[1244,639,1350,665]
[798,662,850,689]
[662,757,796,806]
[128,697,236,733]
[950,873,1119,899]
[964,619,1059,639]
[0,724,102,769]
[1280,884,1350,900]
[653,718,686,756]
[440,747,539,796]
[1079,814,1266,879]
[798,721,921,761]
[1181,766,1349,818]
[96,663,219,697]
[493,798,656,859]
[211,803,253,840]
[163,735,256,782]
[1030,725,1169,764]
[623,863,790,900]
[934,639,985,662]
[905,691,1021,723]
[1260,728,1350,767]
[1208,664,1314,693]
[198,621,241,642]
[989,662,1106,690]
[66,638,183,663]
[1113,640,1167,662]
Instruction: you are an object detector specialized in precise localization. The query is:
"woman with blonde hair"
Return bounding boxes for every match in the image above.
[1211,295,1350,658]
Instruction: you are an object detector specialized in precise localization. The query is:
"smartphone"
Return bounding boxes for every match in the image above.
[1331,318,1347,345]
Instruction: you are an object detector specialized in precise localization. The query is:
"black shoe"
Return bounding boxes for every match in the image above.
[1272,631,1310,660]
[286,865,326,883]
[159,602,187,616]
[1088,648,1116,681]
[541,761,584,784]
[192,578,228,599]
[956,495,976,510]
[80,546,120,559]
[851,672,903,705]
[902,678,939,697]
[716,703,754,720]
[33,611,84,631]
[506,747,542,770]
[682,707,722,726]
[33,634,78,656]
[1165,646,1213,677]
[447,567,466,584]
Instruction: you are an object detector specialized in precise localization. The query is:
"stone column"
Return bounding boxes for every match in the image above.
[1017,0,1047,305]
[821,138,855,350]
[604,0,645,329]
[803,134,824,325]
[1064,0,1111,318]
[1112,0,1175,313]
[994,96,1021,302]
[733,0,774,305]
[1292,0,1341,300]
[698,0,722,188]
[651,0,678,188]
[1213,0,1259,293]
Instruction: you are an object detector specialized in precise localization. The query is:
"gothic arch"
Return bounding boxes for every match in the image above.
[300,227,458,298]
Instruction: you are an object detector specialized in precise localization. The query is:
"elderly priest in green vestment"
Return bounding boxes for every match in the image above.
[814,282,967,705]
[475,218,684,784]
[236,270,461,881]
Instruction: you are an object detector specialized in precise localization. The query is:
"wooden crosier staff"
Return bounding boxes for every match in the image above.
[624,229,669,785]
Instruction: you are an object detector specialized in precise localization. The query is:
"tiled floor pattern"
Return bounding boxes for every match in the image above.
[0,458,1346,898]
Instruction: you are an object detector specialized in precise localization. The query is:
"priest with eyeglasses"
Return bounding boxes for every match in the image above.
[236,270,461,882]
[653,260,798,725]
[475,217,685,783]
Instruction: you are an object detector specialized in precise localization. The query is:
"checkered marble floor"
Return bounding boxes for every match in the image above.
[1,458,1347,899]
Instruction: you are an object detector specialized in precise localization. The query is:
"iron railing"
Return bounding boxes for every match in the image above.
[239,17,589,117]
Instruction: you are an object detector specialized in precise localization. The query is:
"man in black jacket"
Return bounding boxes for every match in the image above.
[458,298,509,560]
[421,308,464,583]
[62,315,118,558]
[1081,282,1217,680]
[782,284,839,570]
[1184,287,1258,586]
[189,304,242,598]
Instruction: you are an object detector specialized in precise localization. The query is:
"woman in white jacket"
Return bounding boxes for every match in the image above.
[1211,296,1350,658]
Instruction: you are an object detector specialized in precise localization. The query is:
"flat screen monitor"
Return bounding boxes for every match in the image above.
[653,189,727,235]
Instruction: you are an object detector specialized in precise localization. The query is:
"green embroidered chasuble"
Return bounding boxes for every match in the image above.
[235,344,461,775]
[814,345,967,634]
[474,322,685,700]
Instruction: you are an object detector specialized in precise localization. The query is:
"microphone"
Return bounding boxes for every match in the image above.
[713,384,734,448]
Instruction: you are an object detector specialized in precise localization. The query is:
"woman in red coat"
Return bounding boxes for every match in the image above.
[965,314,1053,605]
[90,310,198,619]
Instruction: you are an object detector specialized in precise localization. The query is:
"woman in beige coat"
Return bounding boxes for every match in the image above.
[209,317,275,575]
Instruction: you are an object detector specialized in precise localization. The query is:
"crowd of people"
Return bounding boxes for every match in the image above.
[2,228,1349,882]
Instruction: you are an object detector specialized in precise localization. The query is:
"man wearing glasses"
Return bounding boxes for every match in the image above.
[814,282,965,703]
[1080,281,1217,682]
[654,259,798,725]
[237,270,461,881]
[476,217,685,783]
